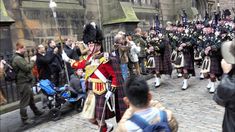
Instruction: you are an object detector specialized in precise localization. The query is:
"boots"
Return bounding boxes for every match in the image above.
[155,77,161,88]
[209,82,216,93]
[182,79,188,90]
[206,79,212,89]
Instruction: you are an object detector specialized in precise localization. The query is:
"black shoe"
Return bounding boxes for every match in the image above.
[34,110,44,116]
[141,72,148,75]
[22,119,35,125]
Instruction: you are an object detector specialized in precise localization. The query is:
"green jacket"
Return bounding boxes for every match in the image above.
[132,35,147,57]
[12,53,34,84]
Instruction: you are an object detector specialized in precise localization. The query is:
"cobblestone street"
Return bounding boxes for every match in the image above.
[20,70,224,132]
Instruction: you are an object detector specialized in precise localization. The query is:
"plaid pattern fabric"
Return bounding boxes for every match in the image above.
[110,54,128,122]
[147,44,172,75]
[95,93,115,120]
[210,57,222,76]
[183,47,195,75]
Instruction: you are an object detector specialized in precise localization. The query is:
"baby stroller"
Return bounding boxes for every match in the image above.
[37,79,86,121]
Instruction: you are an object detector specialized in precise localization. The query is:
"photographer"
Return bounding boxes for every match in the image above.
[63,38,81,77]
[47,39,63,86]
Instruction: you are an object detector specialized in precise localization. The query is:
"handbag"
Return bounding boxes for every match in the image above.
[146,57,155,68]
[170,50,177,62]
[81,90,96,119]
[200,56,211,73]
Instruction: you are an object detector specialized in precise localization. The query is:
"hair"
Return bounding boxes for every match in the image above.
[135,28,141,34]
[16,42,24,50]
[124,76,149,108]
[114,34,124,44]
[47,39,53,46]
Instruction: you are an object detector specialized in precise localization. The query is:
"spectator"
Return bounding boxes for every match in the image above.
[36,44,57,80]
[116,76,178,132]
[127,35,141,76]
[76,41,89,56]
[0,60,7,105]
[63,38,81,76]
[114,33,131,81]
[214,40,235,132]
[12,42,43,125]
[132,28,148,75]
[47,39,63,86]
[36,44,58,109]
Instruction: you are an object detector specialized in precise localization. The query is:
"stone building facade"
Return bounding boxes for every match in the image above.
[0,0,234,53]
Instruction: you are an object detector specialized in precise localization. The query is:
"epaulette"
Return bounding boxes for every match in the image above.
[100,56,109,64]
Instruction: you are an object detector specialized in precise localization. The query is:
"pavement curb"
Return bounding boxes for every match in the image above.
[0,95,41,115]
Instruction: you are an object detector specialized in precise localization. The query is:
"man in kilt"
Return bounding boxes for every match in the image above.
[204,26,233,93]
[146,30,172,87]
[67,22,125,132]
[177,34,195,90]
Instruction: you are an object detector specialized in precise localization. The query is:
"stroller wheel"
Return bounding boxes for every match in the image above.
[75,98,85,113]
[48,108,61,121]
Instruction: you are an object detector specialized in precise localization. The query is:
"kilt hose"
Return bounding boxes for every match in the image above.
[210,57,222,77]
[147,45,172,75]
[183,51,195,76]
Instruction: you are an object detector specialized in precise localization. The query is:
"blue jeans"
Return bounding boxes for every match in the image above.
[120,64,128,81]
[139,57,146,73]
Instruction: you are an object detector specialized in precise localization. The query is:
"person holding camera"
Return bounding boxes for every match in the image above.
[12,42,43,125]
[47,39,63,86]
[214,40,235,132]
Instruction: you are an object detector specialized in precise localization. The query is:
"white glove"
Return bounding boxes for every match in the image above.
[105,91,113,99]
[62,50,70,62]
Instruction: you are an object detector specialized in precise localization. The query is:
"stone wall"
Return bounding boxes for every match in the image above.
[4,0,85,48]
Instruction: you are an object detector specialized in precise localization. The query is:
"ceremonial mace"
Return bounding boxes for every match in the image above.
[49,0,70,85]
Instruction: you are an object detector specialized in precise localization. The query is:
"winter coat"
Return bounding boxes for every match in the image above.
[132,35,147,58]
[36,52,55,80]
[128,41,141,63]
[12,53,34,83]
[214,68,235,132]
[47,47,63,73]
[118,44,131,64]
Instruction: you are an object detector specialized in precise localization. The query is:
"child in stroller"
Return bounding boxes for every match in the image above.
[35,79,86,121]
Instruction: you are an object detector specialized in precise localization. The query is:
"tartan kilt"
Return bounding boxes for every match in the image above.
[115,86,128,122]
[210,57,222,76]
[147,45,172,75]
[94,93,115,120]
[183,52,194,70]
[109,55,128,122]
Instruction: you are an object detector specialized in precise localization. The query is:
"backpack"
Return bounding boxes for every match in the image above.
[129,110,171,132]
[4,62,16,81]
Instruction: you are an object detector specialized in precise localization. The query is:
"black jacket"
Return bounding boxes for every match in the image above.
[36,52,55,80]
[214,68,235,132]
[63,45,81,76]
[47,47,63,73]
